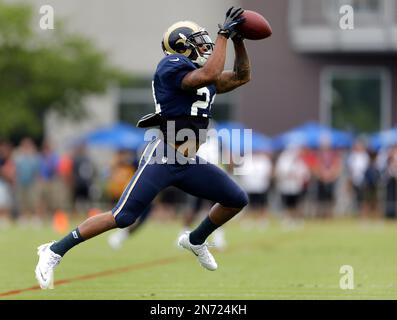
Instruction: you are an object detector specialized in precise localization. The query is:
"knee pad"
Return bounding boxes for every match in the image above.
[235,190,249,209]
[113,199,147,228]
[114,212,137,228]
[222,189,249,209]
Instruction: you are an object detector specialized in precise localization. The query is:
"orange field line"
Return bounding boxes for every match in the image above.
[0,233,297,298]
[0,255,183,298]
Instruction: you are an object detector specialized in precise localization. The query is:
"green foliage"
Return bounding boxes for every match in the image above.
[0,1,125,141]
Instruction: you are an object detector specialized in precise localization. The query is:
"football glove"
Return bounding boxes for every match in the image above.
[218,7,245,39]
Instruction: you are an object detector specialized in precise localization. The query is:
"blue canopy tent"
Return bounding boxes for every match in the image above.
[83,123,146,150]
[368,126,397,150]
[215,121,273,154]
[272,122,353,150]
[251,132,273,152]
[214,121,246,132]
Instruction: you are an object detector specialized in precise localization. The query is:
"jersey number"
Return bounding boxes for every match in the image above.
[191,87,215,117]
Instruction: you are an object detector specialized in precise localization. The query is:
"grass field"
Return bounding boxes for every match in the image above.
[1,217,397,300]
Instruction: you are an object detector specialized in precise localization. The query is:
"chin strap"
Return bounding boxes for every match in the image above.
[178,33,209,67]
[192,53,207,67]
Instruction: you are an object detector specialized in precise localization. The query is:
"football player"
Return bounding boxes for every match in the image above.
[35,7,251,289]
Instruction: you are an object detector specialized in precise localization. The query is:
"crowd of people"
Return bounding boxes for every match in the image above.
[237,139,397,227]
[1,135,397,229]
[0,138,96,227]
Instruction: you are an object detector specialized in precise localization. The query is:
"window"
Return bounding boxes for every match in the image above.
[118,77,154,125]
[352,0,385,24]
[118,77,233,125]
[352,0,381,13]
[320,0,385,26]
[321,67,391,134]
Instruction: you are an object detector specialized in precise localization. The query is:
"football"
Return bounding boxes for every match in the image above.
[236,10,272,40]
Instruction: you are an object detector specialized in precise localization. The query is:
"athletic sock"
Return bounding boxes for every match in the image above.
[50,228,85,257]
[189,216,219,245]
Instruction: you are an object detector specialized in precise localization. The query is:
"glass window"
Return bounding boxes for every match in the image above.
[352,0,385,25]
[119,100,153,126]
[319,0,385,25]
[118,78,154,125]
[322,68,390,134]
[352,0,381,13]
[118,77,233,125]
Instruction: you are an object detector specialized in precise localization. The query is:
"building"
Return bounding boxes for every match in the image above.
[20,0,238,153]
[16,0,397,151]
[239,0,397,135]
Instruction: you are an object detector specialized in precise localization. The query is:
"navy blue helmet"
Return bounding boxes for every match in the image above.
[161,21,214,67]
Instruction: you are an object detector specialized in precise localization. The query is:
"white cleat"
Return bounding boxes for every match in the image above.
[108,229,130,250]
[178,232,218,271]
[35,242,62,289]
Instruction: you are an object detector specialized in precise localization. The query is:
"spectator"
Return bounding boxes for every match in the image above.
[313,139,342,218]
[14,138,40,222]
[384,145,397,219]
[71,143,95,214]
[106,149,137,203]
[275,145,310,229]
[0,140,17,224]
[238,151,273,226]
[36,141,59,219]
[52,151,73,216]
[362,150,381,220]
[347,140,369,215]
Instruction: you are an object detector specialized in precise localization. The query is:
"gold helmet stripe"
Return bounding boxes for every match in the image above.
[163,21,201,57]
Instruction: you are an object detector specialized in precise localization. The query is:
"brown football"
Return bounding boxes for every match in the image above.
[236,10,272,40]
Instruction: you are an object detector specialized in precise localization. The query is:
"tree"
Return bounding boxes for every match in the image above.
[0,1,125,141]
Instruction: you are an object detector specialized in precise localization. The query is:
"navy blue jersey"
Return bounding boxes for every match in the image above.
[152,54,216,118]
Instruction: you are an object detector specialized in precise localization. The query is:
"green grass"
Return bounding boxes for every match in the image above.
[1,217,397,300]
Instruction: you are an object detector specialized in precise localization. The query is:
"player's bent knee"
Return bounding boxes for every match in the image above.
[236,190,249,209]
[222,190,248,209]
[113,198,149,228]
[114,212,137,229]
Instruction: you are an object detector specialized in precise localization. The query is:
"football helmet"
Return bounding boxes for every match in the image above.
[161,21,214,67]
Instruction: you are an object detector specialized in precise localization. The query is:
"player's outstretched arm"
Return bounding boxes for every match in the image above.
[215,37,251,94]
[181,6,245,91]
[181,34,228,91]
